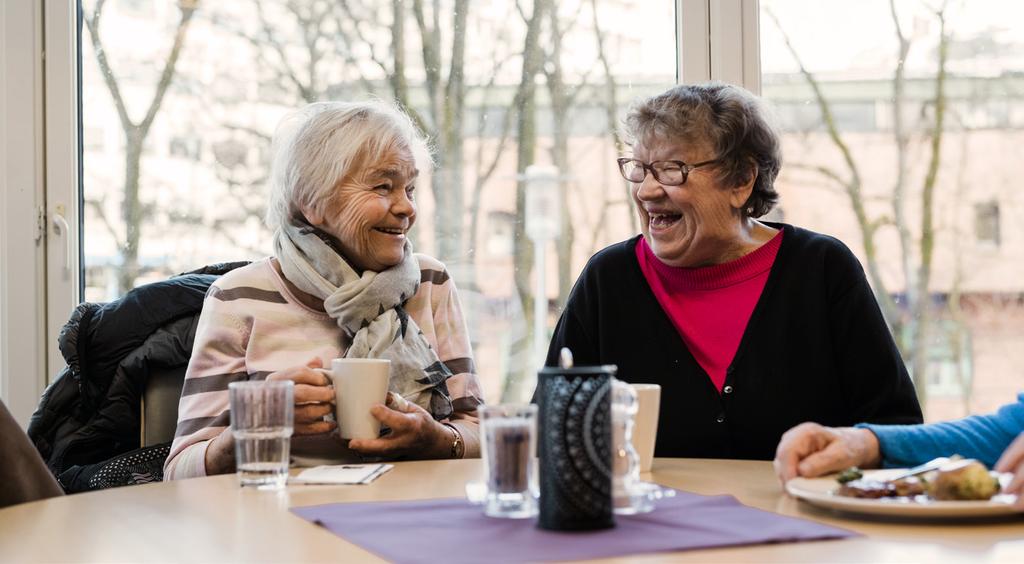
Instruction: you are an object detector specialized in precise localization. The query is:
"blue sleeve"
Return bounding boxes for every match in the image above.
[856,393,1024,468]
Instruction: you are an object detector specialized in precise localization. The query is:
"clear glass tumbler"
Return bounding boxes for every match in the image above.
[480,404,538,518]
[228,380,294,489]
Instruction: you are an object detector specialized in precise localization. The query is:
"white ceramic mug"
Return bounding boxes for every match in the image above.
[629,384,661,473]
[324,358,391,440]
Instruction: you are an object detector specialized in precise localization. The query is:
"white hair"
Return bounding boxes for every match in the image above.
[265,100,431,230]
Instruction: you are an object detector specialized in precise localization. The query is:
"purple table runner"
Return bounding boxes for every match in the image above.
[291,490,856,563]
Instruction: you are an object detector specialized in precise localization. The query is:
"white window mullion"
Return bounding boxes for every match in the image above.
[677,0,712,84]
[43,0,81,386]
[709,0,762,93]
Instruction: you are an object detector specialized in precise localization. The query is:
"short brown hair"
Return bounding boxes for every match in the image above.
[624,83,781,218]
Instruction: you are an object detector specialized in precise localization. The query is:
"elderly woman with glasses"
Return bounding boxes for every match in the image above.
[165,101,484,479]
[545,83,922,461]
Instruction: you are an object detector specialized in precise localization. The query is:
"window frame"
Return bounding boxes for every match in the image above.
[0,0,764,421]
[44,0,83,401]
[0,0,48,427]
[678,0,761,90]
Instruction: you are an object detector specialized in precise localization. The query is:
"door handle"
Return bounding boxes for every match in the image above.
[52,211,72,272]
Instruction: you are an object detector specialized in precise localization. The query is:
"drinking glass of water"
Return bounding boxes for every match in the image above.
[228,380,294,489]
[480,404,538,518]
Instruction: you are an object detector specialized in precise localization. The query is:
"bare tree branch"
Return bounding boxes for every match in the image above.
[85,198,122,246]
[910,0,951,406]
[287,0,327,98]
[334,0,393,89]
[221,123,273,143]
[471,57,517,184]
[786,162,856,194]
[214,169,269,219]
[544,2,578,304]
[254,0,314,101]
[412,0,441,130]
[590,0,624,154]
[506,0,549,400]
[386,0,430,134]
[139,3,198,131]
[917,2,950,290]
[947,110,973,415]
[466,29,519,260]
[444,0,469,135]
[889,0,916,315]
[588,0,637,235]
[766,7,898,324]
[83,0,132,131]
[84,0,201,292]
[168,210,267,256]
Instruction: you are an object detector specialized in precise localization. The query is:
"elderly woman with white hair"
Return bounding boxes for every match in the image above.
[164,101,484,478]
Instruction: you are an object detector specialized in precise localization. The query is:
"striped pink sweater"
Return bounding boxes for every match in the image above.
[165,255,484,479]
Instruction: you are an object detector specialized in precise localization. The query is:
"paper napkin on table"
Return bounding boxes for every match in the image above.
[290,464,393,485]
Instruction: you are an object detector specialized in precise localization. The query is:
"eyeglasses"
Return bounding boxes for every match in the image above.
[616,157,720,186]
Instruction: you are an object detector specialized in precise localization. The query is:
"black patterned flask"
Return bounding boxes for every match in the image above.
[536,365,616,531]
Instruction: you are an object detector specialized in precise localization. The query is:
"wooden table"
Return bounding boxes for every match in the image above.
[1,459,1022,562]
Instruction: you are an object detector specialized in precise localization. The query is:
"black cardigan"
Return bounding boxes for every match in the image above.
[545,223,923,460]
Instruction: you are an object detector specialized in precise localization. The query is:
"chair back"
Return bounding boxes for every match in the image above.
[141,366,187,447]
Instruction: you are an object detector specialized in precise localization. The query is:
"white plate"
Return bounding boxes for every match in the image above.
[786,469,1022,519]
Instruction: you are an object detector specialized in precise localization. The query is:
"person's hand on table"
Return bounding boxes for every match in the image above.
[205,357,336,475]
[994,432,1024,509]
[348,392,455,459]
[773,422,881,485]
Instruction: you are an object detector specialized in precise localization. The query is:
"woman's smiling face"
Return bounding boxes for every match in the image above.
[632,137,751,267]
[307,143,419,272]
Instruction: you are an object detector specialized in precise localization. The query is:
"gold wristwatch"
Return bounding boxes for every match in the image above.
[442,423,464,459]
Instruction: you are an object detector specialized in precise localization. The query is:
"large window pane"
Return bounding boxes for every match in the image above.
[760,0,1024,420]
[80,0,676,402]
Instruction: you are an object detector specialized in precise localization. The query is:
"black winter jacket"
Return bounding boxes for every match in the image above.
[27,262,247,492]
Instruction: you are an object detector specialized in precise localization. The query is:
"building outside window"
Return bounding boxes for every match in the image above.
[974,201,1001,247]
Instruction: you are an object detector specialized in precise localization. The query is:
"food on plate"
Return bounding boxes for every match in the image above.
[836,467,863,484]
[930,460,1001,501]
[837,476,926,499]
[834,458,1002,502]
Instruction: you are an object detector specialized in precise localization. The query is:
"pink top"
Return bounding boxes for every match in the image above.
[635,231,784,392]
[164,255,484,479]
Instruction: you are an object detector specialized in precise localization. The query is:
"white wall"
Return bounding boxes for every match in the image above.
[0,0,47,428]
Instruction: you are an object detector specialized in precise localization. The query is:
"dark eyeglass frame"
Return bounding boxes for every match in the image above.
[616,157,721,186]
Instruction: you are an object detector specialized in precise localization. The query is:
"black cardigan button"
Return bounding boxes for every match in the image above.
[723,385,733,394]
[716,414,725,423]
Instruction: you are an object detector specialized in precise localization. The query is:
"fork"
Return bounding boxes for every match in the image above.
[887,456,957,481]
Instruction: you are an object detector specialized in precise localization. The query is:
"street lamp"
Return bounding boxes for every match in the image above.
[524,164,561,370]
